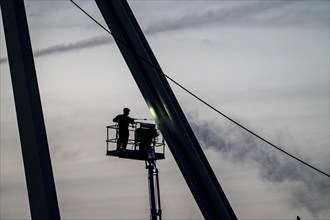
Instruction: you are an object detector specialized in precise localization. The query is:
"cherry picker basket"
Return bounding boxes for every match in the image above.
[106,122,165,161]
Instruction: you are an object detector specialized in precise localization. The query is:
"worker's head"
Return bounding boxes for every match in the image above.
[123,107,130,115]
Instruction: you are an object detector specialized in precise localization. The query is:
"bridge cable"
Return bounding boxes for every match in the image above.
[69,0,330,178]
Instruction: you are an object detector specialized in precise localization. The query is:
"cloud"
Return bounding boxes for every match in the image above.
[188,116,329,218]
[144,1,328,34]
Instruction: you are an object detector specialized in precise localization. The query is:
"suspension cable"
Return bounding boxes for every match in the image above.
[69,0,330,178]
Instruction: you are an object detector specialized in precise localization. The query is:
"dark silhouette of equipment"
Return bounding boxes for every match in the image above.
[106,122,165,220]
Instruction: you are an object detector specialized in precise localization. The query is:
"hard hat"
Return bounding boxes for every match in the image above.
[123,107,130,113]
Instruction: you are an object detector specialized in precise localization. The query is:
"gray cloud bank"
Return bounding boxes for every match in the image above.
[1,1,328,64]
[189,117,329,217]
[144,1,328,34]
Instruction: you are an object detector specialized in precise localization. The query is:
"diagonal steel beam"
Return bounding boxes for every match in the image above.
[95,1,237,219]
[0,0,60,219]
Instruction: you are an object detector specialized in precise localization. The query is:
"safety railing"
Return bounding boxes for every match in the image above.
[106,122,165,160]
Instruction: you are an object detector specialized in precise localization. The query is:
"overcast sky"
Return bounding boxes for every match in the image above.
[1,1,329,219]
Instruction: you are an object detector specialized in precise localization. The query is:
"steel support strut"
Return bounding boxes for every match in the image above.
[95,1,237,219]
[0,0,61,219]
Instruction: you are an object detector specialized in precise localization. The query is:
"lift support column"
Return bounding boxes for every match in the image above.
[95,1,237,219]
[0,0,61,219]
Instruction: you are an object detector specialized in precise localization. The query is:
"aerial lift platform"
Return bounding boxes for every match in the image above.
[106,122,165,161]
[106,121,165,220]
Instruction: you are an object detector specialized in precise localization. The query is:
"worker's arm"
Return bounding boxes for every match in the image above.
[129,118,135,127]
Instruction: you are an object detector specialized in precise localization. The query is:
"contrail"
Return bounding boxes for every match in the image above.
[189,117,329,218]
[0,35,113,64]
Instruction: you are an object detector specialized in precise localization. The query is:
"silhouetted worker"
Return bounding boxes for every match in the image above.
[113,108,135,151]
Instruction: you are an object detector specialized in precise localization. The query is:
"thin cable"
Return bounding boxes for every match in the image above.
[69,0,330,178]
[69,0,111,35]
[165,75,330,179]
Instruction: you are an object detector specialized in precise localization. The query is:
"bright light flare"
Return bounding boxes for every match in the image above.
[149,107,157,120]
